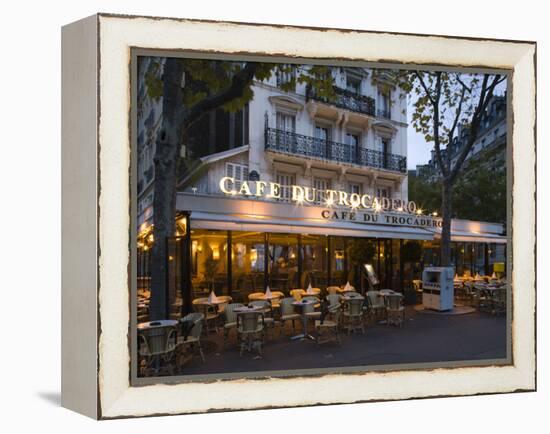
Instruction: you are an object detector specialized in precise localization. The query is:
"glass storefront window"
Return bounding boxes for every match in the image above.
[301,234,328,288]
[231,231,265,303]
[191,229,229,298]
[330,236,347,286]
[268,233,299,292]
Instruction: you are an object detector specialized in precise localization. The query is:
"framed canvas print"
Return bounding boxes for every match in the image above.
[61,13,536,419]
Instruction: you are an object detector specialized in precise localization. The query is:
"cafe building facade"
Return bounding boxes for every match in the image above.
[136,64,507,314]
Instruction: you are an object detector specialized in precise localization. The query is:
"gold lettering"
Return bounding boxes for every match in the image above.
[238,181,252,196]
[338,191,350,206]
[255,181,267,197]
[292,185,304,202]
[269,182,281,199]
[219,176,235,194]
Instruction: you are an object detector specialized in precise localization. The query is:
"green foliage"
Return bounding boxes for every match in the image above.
[144,60,163,100]
[451,145,506,223]
[142,58,336,117]
[408,173,441,215]
[409,143,507,224]
[347,239,376,265]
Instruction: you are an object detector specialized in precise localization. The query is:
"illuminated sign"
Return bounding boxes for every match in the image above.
[219,176,419,214]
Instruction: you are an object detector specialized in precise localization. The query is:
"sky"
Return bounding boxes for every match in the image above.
[407,123,432,170]
[405,77,508,170]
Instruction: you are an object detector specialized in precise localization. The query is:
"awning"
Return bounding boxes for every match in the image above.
[428,228,507,244]
[189,211,434,240]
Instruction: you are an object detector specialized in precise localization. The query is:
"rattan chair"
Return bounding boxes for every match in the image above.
[138,325,177,376]
[492,287,507,316]
[342,297,365,334]
[385,294,405,328]
[249,300,277,337]
[248,292,265,302]
[237,310,265,356]
[215,295,233,314]
[326,286,340,295]
[192,298,219,334]
[279,297,300,335]
[326,293,343,309]
[366,290,386,322]
[315,302,341,346]
[177,313,206,365]
[222,303,244,345]
[302,295,321,320]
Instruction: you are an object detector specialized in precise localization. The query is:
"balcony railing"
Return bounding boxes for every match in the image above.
[306,85,376,117]
[265,128,407,173]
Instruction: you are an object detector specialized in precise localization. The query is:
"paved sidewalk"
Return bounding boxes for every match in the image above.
[159,308,507,377]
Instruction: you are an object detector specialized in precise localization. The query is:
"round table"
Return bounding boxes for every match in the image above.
[137,319,178,330]
[291,299,317,341]
[233,305,263,314]
[343,293,364,301]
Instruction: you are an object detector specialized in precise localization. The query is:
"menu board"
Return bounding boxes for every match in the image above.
[364,263,379,287]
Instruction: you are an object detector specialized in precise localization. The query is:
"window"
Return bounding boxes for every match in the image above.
[348,182,362,195]
[313,177,331,204]
[378,89,391,118]
[346,74,361,94]
[315,125,331,141]
[226,162,248,191]
[345,132,359,147]
[276,172,295,202]
[276,65,296,90]
[376,187,390,199]
[276,112,296,132]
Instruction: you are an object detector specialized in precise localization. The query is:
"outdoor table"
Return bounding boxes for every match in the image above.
[233,305,263,314]
[291,299,317,341]
[343,293,364,300]
[137,319,178,330]
[379,289,396,296]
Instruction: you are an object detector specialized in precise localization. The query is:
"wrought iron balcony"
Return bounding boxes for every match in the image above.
[305,85,376,117]
[265,128,407,173]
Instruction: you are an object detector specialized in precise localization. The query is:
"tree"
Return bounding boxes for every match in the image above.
[143,58,336,319]
[401,71,506,266]
[408,141,507,224]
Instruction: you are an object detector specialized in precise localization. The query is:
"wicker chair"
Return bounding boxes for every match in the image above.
[302,295,321,323]
[177,313,205,365]
[222,303,244,345]
[326,293,343,309]
[138,325,177,376]
[342,298,365,334]
[248,292,265,302]
[326,286,340,295]
[366,290,386,322]
[192,298,219,334]
[290,289,306,300]
[215,295,233,314]
[315,302,341,346]
[492,287,507,316]
[237,310,265,357]
[249,300,277,337]
[279,297,301,335]
[385,294,405,328]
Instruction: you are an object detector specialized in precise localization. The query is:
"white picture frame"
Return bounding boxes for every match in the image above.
[61,13,536,419]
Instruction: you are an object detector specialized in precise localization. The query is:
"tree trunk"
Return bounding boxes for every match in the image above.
[440,181,453,267]
[149,59,185,320]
